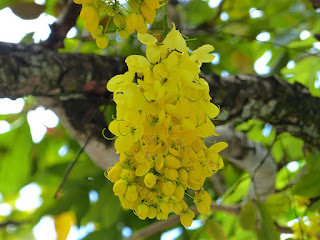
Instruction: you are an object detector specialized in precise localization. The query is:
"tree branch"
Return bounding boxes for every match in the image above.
[42,0,81,50]
[1,42,319,149]
[309,0,320,8]
[208,73,320,148]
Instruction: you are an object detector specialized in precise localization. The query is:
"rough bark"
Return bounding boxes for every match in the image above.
[208,73,320,148]
[309,0,320,8]
[1,41,319,148]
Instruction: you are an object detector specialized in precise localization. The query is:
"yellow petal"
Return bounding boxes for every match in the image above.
[191,44,215,63]
[138,32,158,45]
[125,55,150,72]
[162,24,188,53]
[54,212,75,240]
[209,142,228,153]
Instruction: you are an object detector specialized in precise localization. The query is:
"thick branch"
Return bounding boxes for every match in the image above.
[0,42,126,98]
[208,73,320,148]
[1,42,320,148]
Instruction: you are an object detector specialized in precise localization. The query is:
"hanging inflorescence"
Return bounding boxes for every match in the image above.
[106,26,228,227]
[73,0,165,48]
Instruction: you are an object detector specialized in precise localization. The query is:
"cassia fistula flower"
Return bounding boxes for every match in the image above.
[106,25,228,227]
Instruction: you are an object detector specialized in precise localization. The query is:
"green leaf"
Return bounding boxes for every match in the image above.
[222,174,250,204]
[271,133,304,162]
[216,212,255,240]
[282,56,320,97]
[206,219,227,240]
[0,118,33,196]
[82,228,121,240]
[275,164,300,190]
[86,182,122,228]
[182,0,215,26]
[239,201,257,230]
[264,193,291,217]
[256,202,280,240]
[20,32,35,43]
[293,152,320,198]
[309,199,320,212]
[293,172,320,198]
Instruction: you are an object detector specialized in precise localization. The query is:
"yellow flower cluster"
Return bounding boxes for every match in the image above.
[106,25,227,227]
[291,196,320,240]
[292,212,320,240]
[73,0,164,48]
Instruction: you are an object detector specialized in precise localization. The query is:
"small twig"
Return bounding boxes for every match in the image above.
[251,137,277,182]
[250,137,277,202]
[54,136,92,199]
[209,0,226,26]
[162,1,169,39]
[54,104,108,199]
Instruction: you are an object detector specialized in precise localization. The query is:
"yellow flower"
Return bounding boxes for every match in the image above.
[77,0,165,48]
[174,184,185,201]
[140,4,156,24]
[160,180,176,196]
[164,155,182,169]
[113,14,126,28]
[195,200,210,214]
[173,202,183,215]
[164,168,178,180]
[148,206,158,219]
[136,203,149,220]
[125,55,150,73]
[144,173,157,188]
[106,25,227,227]
[106,163,122,183]
[96,35,109,49]
[190,44,215,65]
[180,210,195,227]
[126,13,147,34]
[126,185,138,201]
[113,179,127,196]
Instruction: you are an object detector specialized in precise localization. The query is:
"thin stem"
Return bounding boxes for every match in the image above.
[54,105,108,199]
[162,2,169,39]
[54,136,92,199]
